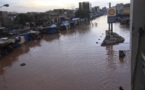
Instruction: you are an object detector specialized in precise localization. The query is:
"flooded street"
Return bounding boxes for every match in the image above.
[0,16,130,90]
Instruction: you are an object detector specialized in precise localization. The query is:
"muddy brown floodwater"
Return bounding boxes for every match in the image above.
[0,16,130,90]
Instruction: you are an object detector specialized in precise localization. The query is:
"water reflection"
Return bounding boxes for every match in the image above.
[106,45,117,70]
[47,24,91,41]
[43,34,60,42]
[119,50,130,64]
[106,44,130,70]
[60,29,76,36]
[119,24,130,29]
[91,22,98,28]
[0,45,29,75]
[28,40,42,47]
[119,57,125,63]
[0,39,43,76]
[75,24,90,33]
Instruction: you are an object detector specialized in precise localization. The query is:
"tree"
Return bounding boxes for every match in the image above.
[14,14,31,25]
[75,9,90,19]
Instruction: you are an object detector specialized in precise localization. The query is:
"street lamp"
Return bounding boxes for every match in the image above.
[0,4,9,27]
[0,4,9,8]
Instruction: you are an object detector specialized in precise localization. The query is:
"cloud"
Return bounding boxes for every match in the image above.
[0,0,130,12]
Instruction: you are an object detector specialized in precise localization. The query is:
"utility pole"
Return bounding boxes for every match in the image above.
[109,2,113,35]
[108,3,111,31]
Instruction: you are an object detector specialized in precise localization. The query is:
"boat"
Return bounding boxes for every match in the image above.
[60,21,70,30]
[70,21,76,28]
[0,37,16,57]
[28,30,41,40]
[48,24,58,34]
[72,18,80,25]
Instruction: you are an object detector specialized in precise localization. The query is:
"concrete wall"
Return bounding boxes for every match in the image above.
[131,0,145,90]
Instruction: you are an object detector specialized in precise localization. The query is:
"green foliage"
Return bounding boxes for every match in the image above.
[14,14,31,25]
[75,9,90,19]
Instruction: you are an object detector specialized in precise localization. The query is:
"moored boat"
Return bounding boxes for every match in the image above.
[60,21,70,30]
[48,24,58,34]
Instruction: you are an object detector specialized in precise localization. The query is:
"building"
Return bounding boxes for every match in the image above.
[116,3,124,15]
[91,7,96,13]
[122,4,130,15]
[47,9,75,23]
[102,7,107,14]
[116,3,130,16]
[0,11,9,27]
[53,9,75,20]
[79,2,91,11]
[33,12,50,26]
[94,6,100,13]
[131,0,145,90]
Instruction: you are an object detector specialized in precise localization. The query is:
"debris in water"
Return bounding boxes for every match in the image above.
[20,63,26,66]
[119,50,126,58]
[119,86,124,90]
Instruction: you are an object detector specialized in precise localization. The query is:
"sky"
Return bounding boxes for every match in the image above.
[0,0,130,13]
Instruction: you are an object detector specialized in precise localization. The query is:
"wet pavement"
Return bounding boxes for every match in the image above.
[0,16,130,90]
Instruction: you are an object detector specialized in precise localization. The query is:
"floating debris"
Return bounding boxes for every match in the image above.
[96,42,98,44]
[20,63,26,66]
[119,50,126,58]
[119,86,124,90]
